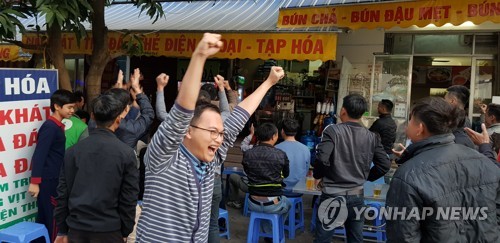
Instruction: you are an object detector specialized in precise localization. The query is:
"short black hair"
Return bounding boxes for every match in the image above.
[487,103,500,121]
[281,119,299,136]
[50,89,77,112]
[73,90,84,103]
[92,94,124,128]
[75,110,90,124]
[200,83,217,101]
[256,123,278,142]
[342,94,367,119]
[198,90,211,103]
[446,85,470,108]
[190,100,221,126]
[411,97,459,135]
[104,88,131,112]
[379,99,394,112]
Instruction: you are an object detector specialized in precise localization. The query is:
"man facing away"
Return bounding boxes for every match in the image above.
[313,94,391,243]
[54,94,139,243]
[444,85,475,148]
[275,118,311,192]
[244,123,291,235]
[369,99,397,155]
[136,33,284,242]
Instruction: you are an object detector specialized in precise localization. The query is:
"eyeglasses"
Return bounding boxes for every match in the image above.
[190,125,225,140]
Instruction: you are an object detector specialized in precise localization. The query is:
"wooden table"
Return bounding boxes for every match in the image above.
[292,182,389,203]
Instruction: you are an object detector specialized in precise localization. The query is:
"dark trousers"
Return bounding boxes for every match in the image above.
[208,176,222,243]
[68,229,123,243]
[36,179,58,242]
[314,194,365,243]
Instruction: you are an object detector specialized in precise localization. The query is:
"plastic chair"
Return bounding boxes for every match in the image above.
[284,196,304,239]
[218,208,230,239]
[0,222,50,243]
[247,212,284,243]
[242,193,251,217]
[362,202,386,242]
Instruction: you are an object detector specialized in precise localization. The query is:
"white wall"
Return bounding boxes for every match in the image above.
[335,28,385,66]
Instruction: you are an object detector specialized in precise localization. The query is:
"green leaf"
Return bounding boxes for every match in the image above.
[36,0,46,8]
[45,11,54,25]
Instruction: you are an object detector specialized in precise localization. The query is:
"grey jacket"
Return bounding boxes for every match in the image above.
[115,93,154,148]
[313,122,390,194]
[386,134,500,243]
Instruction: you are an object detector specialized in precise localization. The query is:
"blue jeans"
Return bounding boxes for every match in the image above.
[314,194,365,243]
[248,195,292,234]
[208,176,222,243]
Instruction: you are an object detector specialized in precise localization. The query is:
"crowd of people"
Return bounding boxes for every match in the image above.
[26,33,499,243]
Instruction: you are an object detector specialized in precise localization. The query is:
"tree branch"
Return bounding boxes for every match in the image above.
[0,38,46,51]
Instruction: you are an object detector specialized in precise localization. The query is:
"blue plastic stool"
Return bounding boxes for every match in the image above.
[0,222,50,243]
[311,196,319,232]
[247,212,284,243]
[284,196,304,239]
[219,208,230,239]
[242,193,250,217]
[362,202,386,242]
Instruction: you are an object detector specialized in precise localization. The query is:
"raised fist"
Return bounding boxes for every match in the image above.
[194,33,223,58]
[156,73,169,89]
[267,66,285,85]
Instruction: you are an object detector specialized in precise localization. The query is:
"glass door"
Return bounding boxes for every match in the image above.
[369,55,413,145]
[469,57,495,131]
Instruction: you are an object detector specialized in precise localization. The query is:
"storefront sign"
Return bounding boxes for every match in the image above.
[0,69,58,229]
[278,0,500,29]
[23,32,337,61]
[0,45,32,62]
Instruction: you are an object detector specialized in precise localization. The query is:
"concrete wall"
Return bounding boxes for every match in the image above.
[336,28,385,66]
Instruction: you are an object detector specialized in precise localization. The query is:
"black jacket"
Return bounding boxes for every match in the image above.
[369,114,397,154]
[54,128,139,237]
[386,134,500,243]
[314,122,391,194]
[242,143,289,196]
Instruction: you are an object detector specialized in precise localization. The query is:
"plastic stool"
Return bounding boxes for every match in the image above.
[284,196,304,239]
[311,196,319,232]
[247,212,284,243]
[0,222,50,243]
[242,193,250,217]
[218,208,230,239]
[363,202,386,242]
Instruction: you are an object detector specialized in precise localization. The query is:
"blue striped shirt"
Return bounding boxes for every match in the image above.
[136,103,249,242]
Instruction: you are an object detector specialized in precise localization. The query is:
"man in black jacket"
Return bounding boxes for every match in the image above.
[369,99,397,155]
[243,122,291,236]
[444,85,475,148]
[313,94,391,243]
[54,94,139,243]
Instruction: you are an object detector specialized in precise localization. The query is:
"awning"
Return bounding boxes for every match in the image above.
[0,45,31,62]
[19,0,384,32]
[278,0,500,30]
[23,32,338,61]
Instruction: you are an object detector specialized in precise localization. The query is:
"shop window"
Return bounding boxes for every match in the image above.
[385,34,412,54]
[414,34,473,54]
[474,34,498,55]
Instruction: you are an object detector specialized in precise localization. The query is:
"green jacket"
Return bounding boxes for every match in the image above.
[63,115,89,149]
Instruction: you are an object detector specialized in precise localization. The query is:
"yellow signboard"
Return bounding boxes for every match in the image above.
[23,32,337,61]
[0,45,31,62]
[278,0,500,29]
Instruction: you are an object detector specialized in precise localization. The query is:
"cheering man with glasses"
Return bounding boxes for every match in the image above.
[136,33,285,242]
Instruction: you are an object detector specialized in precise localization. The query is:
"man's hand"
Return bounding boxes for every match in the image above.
[480,104,487,114]
[130,68,142,94]
[391,143,406,158]
[266,66,285,85]
[28,183,40,198]
[223,80,232,91]
[214,75,225,91]
[54,236,68,243]
[156,73,169,91]
[113,70,125,89]
[193,33,223,58]
[465,123,490,145]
